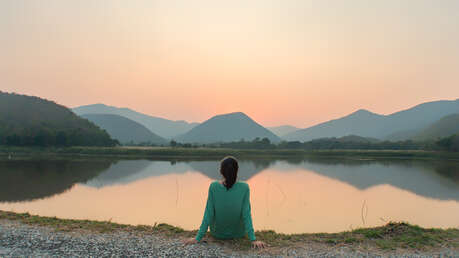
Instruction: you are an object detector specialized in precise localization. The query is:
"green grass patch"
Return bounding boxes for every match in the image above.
[0,210,190,236]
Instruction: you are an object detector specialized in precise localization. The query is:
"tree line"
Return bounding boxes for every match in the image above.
[165,135,459,152]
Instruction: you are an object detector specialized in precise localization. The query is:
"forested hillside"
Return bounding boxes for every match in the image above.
[413,114,459,141]
[0,92,117,146]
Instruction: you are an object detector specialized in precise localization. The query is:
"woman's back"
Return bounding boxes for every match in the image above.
[196,181,255,241]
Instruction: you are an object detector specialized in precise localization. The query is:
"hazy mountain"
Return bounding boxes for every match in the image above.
[177,112,281,144]
[0,92,117,146]
[284,109,387,142]
[383,129,419,141]
[412,114,459,141]
[73,104,198,139]
[81,114,167,145]
[285,99,459,142]
[268,125,300,137]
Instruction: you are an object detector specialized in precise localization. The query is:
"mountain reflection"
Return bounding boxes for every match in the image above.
[0,158,458,202]
[84,159,274,187]
[0,159,113,202]
[273,158,459,201]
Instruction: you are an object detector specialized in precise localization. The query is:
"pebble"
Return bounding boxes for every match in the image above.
[0,221,457,257]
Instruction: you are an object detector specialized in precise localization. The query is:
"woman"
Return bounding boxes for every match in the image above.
[184,156,266,249]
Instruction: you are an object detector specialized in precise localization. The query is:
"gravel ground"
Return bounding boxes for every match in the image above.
[0,220,457,257]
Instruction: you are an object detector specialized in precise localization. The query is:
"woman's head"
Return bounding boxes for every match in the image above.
[220,156,239,190]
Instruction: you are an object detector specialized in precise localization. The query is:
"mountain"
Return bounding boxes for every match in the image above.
[383,129,419,141]
[72,104,198,139]
[81,114,167,145]
[268,125,300,137]
[412,114,459,141]
[177,112,281,144]
[284,109,386,142]
[285,99,459,142]
[0,92,117,146]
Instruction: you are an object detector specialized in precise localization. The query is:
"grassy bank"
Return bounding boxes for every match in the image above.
[1,210,457,251]
[0,146,458,160]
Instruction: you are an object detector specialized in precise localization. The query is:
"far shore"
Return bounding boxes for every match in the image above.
[0,146,458,161]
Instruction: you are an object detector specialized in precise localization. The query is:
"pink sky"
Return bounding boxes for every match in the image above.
[1,1,458,127]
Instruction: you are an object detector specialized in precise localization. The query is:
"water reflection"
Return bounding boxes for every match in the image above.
[278,158,459,201]
[1,158,458,202]
[0,157,458,233]
[85,159,274,188]
[0,159,113,202]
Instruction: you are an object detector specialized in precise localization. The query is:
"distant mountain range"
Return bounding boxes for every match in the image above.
[73,99,459,144]
[284,99,459,142]
[268,125,299,137]
[177,112,281,144]
[81,114,167,145]
[73,104,198,139]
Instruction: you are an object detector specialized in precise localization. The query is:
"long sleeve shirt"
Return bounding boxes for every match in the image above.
[195,181,256,242]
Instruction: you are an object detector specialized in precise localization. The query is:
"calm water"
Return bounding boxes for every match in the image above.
[1,157,458,233]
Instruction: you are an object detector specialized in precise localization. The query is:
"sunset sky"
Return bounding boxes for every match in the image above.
[1,0,458,128]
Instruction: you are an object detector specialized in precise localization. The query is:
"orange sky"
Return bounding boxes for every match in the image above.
[1,0,458,127]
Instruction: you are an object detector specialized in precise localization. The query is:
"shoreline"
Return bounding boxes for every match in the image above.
[0,210,458,257]
[1,146,458,161]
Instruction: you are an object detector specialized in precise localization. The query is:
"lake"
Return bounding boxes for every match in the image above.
[0,157,458,234]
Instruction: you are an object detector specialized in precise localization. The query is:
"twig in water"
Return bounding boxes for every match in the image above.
[175,178,179,207]
[361,200,368,226]
[266,178,270,217]
[275,183,287,209]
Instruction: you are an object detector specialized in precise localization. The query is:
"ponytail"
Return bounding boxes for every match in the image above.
[220,156,239,190]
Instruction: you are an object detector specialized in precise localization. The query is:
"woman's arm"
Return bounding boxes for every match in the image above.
[195,183,215,242]
[242,186,256,241]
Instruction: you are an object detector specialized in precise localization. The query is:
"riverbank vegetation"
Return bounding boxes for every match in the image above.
[0,210,457,251]
[172,134,459,152]
[0,146,458,161]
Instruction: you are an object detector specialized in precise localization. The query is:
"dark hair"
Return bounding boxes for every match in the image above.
[220,156,238,190]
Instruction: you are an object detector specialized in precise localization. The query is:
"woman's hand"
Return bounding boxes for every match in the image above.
[251,240,267,249]
[183,237,198,245]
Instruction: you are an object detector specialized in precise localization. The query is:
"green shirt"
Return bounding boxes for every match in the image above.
[195,181,256,242]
